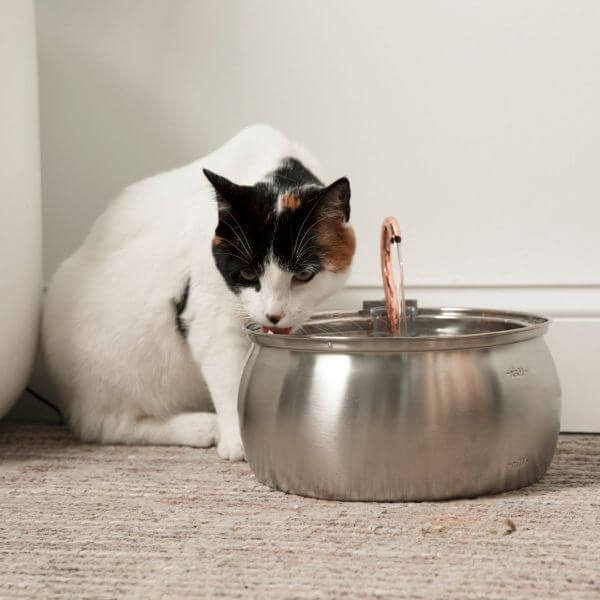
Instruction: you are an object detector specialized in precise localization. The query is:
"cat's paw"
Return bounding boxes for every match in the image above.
[216,421,245,461]
[171,412,218,447]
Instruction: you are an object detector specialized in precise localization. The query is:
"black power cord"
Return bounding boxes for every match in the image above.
[26,386,64,425]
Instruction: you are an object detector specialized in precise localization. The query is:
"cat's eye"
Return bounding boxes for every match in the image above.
[293,269,315,283]
[240,268,258,282]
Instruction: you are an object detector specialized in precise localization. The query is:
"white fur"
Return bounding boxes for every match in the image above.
[42,124,350,460]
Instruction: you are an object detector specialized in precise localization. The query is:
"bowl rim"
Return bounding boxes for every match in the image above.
[244,306,551,352]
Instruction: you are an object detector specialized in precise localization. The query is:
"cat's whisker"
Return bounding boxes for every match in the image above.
[291,191,324,258]
[220,216,252,260]
[223,210,253,259]
[230,301,252,320]
[294,214,333,262]
[295,232,320,262]
[293,209,332,262]
[215,233,254,264]
[231,306,249,316]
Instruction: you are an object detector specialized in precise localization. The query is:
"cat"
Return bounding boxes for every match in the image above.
[41,124,355,460]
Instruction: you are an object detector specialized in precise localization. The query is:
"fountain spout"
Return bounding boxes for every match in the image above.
[380,216,407,336]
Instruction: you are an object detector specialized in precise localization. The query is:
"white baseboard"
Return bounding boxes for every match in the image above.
[323,285,600,433]
[545,319,600,433]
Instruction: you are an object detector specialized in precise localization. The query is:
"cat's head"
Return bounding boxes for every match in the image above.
[204,165,355,332]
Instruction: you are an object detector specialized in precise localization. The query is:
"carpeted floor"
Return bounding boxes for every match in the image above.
[1,425,599,599]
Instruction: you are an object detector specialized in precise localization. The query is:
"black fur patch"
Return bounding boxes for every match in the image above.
[204,158,351,295]
[269,157,322,188]
[173,277,190,337]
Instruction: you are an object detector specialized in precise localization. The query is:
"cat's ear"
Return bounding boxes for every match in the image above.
[203,169,248,210]
[318,177,351,222]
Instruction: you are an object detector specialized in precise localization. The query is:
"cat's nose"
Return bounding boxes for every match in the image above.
[266,313,283,325]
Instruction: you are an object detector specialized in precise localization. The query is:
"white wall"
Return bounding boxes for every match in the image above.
[16,0,600,429]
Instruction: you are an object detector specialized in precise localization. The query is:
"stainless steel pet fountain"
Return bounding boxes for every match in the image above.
[238,217,561,501]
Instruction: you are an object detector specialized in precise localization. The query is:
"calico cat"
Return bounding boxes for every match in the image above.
[41,125,355,460]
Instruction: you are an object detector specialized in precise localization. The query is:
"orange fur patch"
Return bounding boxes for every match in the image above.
[280,193,301,212]
[212,235,224,246]
[318,221,356,272]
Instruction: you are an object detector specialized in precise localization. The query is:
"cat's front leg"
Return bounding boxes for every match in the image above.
[188,323,249,461]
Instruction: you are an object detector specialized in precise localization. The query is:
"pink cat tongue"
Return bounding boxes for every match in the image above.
[262,326,292,335]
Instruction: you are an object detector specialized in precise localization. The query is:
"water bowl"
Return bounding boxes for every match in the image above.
[238,301,561,501]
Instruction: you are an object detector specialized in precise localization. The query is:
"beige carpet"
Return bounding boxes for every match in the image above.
[1,425,599,599]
